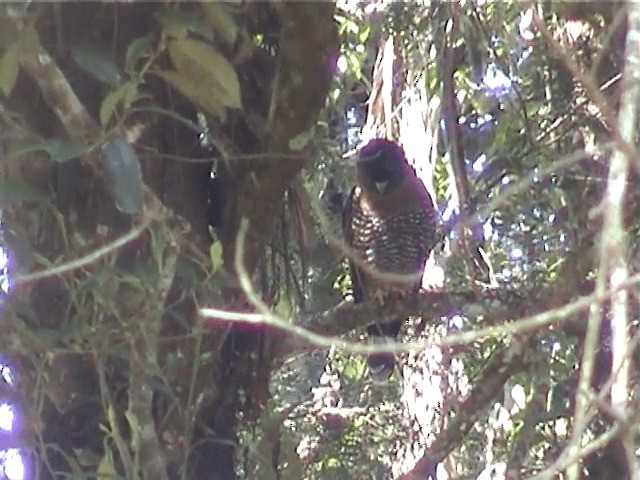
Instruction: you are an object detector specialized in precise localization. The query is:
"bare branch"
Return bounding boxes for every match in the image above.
[201,268,640,359]
[399,341,531,480]
[441,5,489,280]
[605,6,640,476]
[18,31,100,145]
[127,227,180,480]
[533,8,638,479]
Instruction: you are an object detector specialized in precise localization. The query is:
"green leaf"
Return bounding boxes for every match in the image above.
[100,81,138,127]
[342,357,366,380]
[152,69,224,117]
[154,9,212,40]
[344,50,362,79]
[11,139,86,163]
[71,44,121,87]
[210,240,223,273]
[289,127,315,151]
[96,451,117,477]
[125,411,141,450]
[149,227,164,272]
[155,11,187,39]
[0,41,19,96]
[167,38,242,109]
[274,295,292,319]
[17,27,40,56]
[125,34,153,74]
[358,24,371,44]
[202,2,238,46]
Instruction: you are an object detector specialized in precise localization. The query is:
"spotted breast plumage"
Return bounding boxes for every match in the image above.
[343,138,438,382]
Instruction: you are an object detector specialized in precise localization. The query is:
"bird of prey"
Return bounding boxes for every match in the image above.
[343,138,438,382]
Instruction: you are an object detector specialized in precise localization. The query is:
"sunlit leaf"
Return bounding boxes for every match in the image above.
[342,357,366,380]
[344,50,362,79]
[125,411,140,450]
[274,295,292,319]
[102,136,143,214]
[167,38,242,109]
[357,24,370,44]
[210,240,223,273]
[0,41,19,96]
[97,451,117,477]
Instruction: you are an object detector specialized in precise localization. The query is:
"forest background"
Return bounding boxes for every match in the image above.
[0,1,636,479]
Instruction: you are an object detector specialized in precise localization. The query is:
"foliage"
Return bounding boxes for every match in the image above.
[0,1,637,479]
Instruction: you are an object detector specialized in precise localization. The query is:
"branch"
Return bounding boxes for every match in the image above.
[399,341,531,480]
[441,5,490,281]
[601,5,640,476]
[221,2,339,277]
[202,288,526,358]
[127,227,179,480]
[505,382,549,477]
[297,289,523,339]
[18,30,100,144]
[12,219,151,286]
[200,270,640,364]
[11,21,194,477]
[546,4,639,479]
[13,17,188,228]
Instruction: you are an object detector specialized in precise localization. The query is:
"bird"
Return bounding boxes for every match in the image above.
[342,138,438,382]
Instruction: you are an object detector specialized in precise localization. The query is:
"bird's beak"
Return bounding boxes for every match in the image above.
[374,180,388,193]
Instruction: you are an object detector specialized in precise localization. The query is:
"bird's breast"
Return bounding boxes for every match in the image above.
[352,207,431,277]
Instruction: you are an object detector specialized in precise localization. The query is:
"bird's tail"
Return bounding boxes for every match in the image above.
[366,320,402,383]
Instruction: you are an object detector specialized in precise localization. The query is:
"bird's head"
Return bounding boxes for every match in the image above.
[356,138,407,195]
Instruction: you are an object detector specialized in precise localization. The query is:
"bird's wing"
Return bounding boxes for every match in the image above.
[342,186,364,303]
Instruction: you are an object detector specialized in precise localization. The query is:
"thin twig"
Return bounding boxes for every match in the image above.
[13,218,152,285]
[127,227,179,480]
